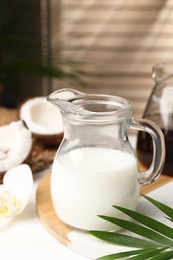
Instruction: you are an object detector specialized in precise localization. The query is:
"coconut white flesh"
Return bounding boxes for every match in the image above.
[0,164,33,228]
[20,97,63,135]
[0,121,32,173]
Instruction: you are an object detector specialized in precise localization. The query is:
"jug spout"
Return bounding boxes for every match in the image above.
[47,88,85,115]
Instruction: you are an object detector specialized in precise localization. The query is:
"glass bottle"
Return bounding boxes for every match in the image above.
[137,60,173,175]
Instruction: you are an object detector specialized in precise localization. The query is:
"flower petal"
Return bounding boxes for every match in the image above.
[3,164,33,213]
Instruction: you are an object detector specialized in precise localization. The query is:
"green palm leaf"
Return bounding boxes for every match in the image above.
[112,205,173,239]
[89,196,173,259]
[89,230,160,248]
[128,250,167,260]
[149,250,173,260]
[97,248,167,260]
[143,195,173,221]
[98,215,173,246]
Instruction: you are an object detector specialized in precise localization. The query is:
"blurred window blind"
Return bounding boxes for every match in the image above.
[52,0,173,118]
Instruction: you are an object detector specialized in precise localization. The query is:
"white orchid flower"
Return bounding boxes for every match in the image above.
[0,164,33,228]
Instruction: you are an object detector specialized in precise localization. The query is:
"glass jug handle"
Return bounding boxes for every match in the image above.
[130,119,165,186]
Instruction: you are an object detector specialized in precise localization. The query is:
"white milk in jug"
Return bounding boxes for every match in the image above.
[51,147,139,231]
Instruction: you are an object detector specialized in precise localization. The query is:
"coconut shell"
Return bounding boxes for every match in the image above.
[19,96,63,147]
[24,137,57,173]
[32,132,63,148]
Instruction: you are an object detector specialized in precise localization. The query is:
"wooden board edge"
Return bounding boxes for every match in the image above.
[36,172,72,246]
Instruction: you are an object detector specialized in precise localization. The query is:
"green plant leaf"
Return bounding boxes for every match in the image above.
[99,215,173,246]
[97,248,167,260]
[149,250,173,260]
[127,248,169,260]
[89,196,173,260]
[112,205,173,239]
[143,195,173,221]
[88,231,158,248]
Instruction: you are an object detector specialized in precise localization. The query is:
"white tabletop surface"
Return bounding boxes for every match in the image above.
[0,135,137,260]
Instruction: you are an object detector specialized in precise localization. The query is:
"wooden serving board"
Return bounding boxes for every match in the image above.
[36,171,173,259]
[36,172,72,246]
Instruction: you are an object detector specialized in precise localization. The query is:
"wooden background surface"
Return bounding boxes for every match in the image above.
[49,0,173,119]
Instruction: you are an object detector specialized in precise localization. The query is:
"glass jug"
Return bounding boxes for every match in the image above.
[48,88,165,231]
[137,60,173,176]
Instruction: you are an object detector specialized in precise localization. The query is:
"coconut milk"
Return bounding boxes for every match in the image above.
[51,147,139,231]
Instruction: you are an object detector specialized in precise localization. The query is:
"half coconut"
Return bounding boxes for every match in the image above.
[19,97,63,147]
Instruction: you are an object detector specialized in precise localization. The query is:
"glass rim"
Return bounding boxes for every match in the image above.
[66,94,132,122]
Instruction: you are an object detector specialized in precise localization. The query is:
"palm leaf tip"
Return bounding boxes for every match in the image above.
[143,195,173,221]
